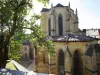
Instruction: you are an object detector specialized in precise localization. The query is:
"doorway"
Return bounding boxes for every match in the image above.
[73,50,83,75]
[58,50,65,75]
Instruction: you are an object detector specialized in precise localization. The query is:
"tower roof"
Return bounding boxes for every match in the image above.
[41,3,74,12]
[41,8,49,12]
[55,3,64,7]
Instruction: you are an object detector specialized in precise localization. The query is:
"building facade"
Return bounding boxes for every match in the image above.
[82,29,100,39]
[20,40,34,71]
[32,3,100,75]
[41,3,81,37]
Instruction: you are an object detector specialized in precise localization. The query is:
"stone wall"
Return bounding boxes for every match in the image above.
[33,41,99,75]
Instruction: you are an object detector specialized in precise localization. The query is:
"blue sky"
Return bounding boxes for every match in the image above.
[81,0,100,19]
[80,0,100,29]
[33,0,100,29]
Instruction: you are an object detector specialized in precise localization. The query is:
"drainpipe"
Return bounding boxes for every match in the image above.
[48,54,51,74]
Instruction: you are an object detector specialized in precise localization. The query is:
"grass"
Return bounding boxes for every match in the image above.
[6,61,17,70]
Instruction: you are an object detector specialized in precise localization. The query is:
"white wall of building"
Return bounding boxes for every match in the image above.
[86,29,100,38]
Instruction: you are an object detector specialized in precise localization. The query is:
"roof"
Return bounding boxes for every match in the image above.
[55,3,64,7]
[41,8,49,12]
[41,3,68,12]
[45,34,99,42]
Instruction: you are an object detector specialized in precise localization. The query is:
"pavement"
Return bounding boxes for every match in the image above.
[4,60,55,75]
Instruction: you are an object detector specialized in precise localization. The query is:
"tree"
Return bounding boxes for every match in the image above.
[0,0,54,68]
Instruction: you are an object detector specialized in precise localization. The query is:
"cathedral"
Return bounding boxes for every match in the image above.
[41,3,80,36]
[21,3,100,75]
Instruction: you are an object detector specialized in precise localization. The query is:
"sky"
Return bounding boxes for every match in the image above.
[33,0,100,29]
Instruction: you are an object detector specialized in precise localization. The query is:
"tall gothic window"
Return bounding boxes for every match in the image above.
[48,18,51,36]
[58,14,63,36]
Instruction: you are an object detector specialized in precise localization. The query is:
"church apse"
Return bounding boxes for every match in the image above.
[41,3,80,37]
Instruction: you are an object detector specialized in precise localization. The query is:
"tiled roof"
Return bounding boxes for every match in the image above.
[55,3,64,7]
[41,3,65,12]
[45,34,99,42]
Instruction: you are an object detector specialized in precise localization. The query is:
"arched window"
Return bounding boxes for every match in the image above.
[48,18,51,36]
[73,50,83,75]
[58,14,63,36]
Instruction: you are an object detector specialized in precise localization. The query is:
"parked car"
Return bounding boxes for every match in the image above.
[2,60,55,75]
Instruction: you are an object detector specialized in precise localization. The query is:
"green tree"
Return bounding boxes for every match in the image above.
[0,0,54,68]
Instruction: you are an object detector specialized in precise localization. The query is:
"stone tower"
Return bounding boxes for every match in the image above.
[41,3,79,37]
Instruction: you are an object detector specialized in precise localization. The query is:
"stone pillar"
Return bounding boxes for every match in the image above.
[50,3,56,36]
[50,14,56,36]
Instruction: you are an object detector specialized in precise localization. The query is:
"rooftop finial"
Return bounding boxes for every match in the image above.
[68,2,70,8]
[51,2,54,13]
[76,8,78,17]
[51,2,53,8]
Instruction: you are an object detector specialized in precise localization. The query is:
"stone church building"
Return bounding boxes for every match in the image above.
[41,3,80,36]
[21,3,100,75]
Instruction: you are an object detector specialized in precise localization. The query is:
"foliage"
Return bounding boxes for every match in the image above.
[9,38,21,61]
[24,15,55,56]
[9,33,27,61]
[37,0,49,6]
[0,0,54,62]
